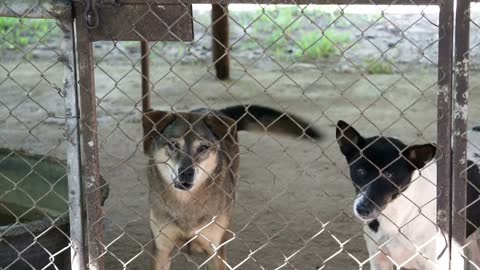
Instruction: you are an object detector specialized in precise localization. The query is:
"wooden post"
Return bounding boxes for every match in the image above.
[212,4,230,80]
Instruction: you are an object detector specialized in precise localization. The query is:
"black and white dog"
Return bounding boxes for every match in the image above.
[336,120,480,270]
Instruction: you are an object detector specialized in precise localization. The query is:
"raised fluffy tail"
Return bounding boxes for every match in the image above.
[219,105,323,140]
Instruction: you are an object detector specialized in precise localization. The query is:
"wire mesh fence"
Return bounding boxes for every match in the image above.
[79,3,441,270]
[0,2,76,269]
[0,0,479,269]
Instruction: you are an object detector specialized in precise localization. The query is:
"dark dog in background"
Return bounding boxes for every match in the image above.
[143,105,322,270]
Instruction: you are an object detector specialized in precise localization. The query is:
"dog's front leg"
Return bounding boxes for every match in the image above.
[470,240,480,269]
[198,220,232,270]
[467,233,480,269]
[151,242,174,270]
[367,254,393,270]
[206,244,227,270]
[150,221,182,270]
[365,237,393,270]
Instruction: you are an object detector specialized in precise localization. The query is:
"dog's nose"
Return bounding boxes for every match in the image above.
[178,166,195,182]
[355,203,371,217]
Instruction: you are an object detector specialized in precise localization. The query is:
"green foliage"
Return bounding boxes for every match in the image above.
[295,29,350,59]
[232,6,300,30]
[0,17,58,50]
[231,7,351,61]
[365,58,394,74]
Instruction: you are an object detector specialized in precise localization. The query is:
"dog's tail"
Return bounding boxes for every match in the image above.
[219,105,323,140]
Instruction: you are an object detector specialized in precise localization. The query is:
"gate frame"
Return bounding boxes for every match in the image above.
[71,1,467,269]
[452,0,471,267]
[0,0,472,269]
[0,1,87,270]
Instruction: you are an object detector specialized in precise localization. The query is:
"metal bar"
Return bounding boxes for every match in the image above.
[141,40,151,153]
[60,5,86,270]
[141,41,151,113]
[437,0,454,267]
[212,4,230,80]
[72,3,194,42]
[75,23,105,270]
[452,0,470,264]
[0,0,70,19]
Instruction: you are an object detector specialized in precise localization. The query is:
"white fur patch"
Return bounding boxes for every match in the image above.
[153,149,178,184]
[363,162,447,269]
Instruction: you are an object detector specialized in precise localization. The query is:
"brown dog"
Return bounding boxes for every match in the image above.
[142,105,322,270]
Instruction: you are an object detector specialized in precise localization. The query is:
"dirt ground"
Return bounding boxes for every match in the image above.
[1,7,480,270]
[2,58,480,269]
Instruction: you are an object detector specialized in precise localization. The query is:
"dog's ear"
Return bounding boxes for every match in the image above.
[336,120,363,156]
[142,110,176,152]
[204,113,237,143]
[403,143,436,169]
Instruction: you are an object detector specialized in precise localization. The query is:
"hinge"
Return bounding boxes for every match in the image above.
[83,0,119,29]
[84,0,99,29]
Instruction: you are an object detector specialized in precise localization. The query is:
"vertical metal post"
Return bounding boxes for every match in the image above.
[75,25,105,270]
[141,41,151,112]
[212,4,230,80]
[61,8,86,270]
[437,0,454,267]
[452,0,470,264]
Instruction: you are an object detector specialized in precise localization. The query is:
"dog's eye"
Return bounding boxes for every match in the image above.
[167,141,179,151]
[356,168,366,176]
[384,171,393,178]
[197,144,210,154]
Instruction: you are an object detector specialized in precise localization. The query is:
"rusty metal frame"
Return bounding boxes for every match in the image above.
[72,1,193,41]
[452,0,471,265]
[75,24,106,270]
[68,0,470,269]
[72,1,195,269]
[60,10,88,270]
[437,0,455,266]
[141,41,151,112]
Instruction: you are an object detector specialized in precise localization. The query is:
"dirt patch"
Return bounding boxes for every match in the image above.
[2,58,480,269]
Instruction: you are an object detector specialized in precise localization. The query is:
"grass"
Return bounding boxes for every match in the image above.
[0,7,353,64]
[230,6,351,61]
[0,17,58,50]
[294,29,350,59]
[365,58,394,74]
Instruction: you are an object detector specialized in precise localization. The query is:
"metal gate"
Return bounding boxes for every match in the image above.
[0,0,478,269]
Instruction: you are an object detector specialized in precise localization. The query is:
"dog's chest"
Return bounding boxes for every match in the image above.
[365,213,439,269]
[364,168,439,268]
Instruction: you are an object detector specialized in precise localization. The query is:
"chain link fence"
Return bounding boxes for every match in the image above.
[0,0,479,269]
[0,1,78,269]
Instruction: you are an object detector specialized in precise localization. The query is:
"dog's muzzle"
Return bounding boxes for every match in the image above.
[174,166,195,190]
[353,195,380,221]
